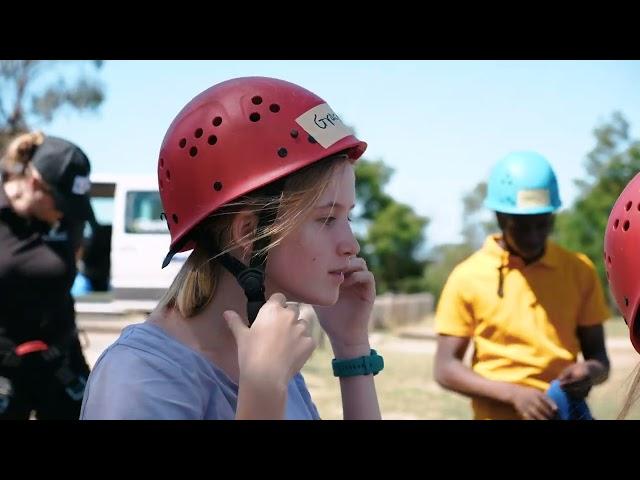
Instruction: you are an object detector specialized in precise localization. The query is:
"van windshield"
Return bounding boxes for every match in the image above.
[125,191,168,234]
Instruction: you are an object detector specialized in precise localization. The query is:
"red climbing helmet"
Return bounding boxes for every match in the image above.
[604,172,640,354]
[158,76,367,264]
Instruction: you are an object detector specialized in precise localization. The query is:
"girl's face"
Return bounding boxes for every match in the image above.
[28,176,63,225]
[266,162,360,306]
[9,171,63,226]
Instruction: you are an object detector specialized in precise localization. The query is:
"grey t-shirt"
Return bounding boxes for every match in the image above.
[80,323,321,420]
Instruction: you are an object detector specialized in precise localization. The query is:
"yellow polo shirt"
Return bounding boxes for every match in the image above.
[435,235,611,419]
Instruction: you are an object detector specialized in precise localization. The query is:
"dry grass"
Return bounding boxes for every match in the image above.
[302,318,640,420]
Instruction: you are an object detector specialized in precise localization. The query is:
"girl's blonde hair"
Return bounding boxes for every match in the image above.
[618,364,640,419]
[0,131,45,181]
[618,309,640,419]
[157,153,351,317]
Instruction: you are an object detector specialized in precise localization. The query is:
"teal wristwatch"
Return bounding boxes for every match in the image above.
[332,349,384,377]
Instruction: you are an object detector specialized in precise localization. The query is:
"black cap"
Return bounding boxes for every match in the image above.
[30,136,95,224]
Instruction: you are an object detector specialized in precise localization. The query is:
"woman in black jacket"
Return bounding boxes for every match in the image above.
[0,131,94,419]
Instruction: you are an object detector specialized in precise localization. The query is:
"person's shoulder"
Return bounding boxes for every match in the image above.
[94,323,192,376]
[447,248,487,278]
[85,325,209,413]
[103,323,237,392]
[550,241,598,271]
[82,334,206,420]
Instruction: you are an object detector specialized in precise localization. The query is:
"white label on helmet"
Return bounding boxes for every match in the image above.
[72,175,91,195]
[295,103,354,149]
[517,189,550,208]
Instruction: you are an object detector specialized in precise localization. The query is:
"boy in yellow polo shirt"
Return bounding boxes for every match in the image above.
[434,152,611,420]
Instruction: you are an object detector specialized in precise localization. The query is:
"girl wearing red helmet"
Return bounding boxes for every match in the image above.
[604,172,640,418]
[80,77,383,419]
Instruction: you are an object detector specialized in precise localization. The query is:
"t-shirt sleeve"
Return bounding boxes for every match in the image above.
[292,373,321,420]
[434,267,475,337]
[575,253,611,327]
[80,345,203,420]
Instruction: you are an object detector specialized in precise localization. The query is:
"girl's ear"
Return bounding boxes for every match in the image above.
[230,210,259,260]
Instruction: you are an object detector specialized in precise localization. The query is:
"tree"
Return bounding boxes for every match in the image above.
[0,60,105,149]
[354,158,429,293]
[354,159,393,221]
[554,112,640,295]
[366,201,429,293]
[423,242,474,301]
[460,180,498,249]
[421,180,496,302]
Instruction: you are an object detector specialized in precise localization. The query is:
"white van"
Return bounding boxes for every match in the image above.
[74,174,189,315]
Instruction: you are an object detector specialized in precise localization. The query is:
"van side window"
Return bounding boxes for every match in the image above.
[125,191,168,234]
[90,196,115,227]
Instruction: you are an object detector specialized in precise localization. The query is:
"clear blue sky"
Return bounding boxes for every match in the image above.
[41,60,640,249]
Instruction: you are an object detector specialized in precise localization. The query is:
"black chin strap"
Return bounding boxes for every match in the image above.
[217,253,266,326]
[199,180,284,326]
[161,180,287,326]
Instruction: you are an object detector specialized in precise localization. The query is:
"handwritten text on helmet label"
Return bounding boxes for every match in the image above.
[295,103,354,149]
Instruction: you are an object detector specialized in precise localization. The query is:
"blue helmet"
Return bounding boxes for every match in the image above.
[484,151,562,215]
